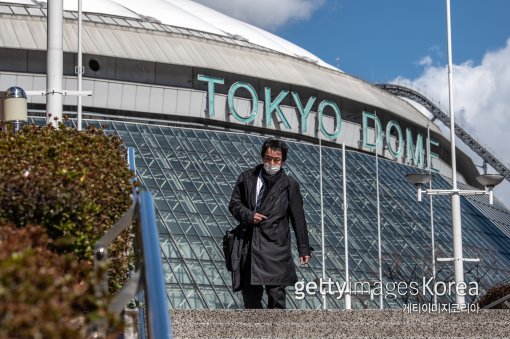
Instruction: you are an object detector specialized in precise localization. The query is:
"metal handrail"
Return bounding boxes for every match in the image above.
[482,292,510,309]
[93,191,172,338]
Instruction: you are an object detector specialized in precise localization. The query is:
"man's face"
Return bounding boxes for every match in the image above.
[263,148,284,167]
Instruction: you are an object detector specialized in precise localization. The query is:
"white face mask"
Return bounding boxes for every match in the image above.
[264,163,281,176]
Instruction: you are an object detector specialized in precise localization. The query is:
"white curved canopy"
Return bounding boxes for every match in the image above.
[32,0,335,70]
[0,0,440,133]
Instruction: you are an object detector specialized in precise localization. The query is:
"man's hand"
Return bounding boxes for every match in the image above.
[300,255,310,265]
[253,213,267,224]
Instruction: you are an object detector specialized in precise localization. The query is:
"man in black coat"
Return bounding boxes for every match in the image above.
[229,138,312,309]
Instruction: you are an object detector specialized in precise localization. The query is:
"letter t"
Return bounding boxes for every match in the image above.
[197,74,224,117]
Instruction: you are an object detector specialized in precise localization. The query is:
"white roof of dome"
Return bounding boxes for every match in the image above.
[29,0,335,70]
[0,0,439,133]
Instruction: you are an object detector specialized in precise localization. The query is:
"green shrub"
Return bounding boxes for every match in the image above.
[0,222,102,338]
[478,282,510,309]
[0,123,135,292]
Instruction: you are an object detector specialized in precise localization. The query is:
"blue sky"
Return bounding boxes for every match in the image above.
[198,0,510,207]
[277,0,510,83]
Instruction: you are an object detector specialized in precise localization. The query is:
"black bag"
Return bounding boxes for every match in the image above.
[222,229,236,272]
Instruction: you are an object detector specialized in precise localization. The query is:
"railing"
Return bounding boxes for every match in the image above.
[92,191,172,338]
[482,292,510,309]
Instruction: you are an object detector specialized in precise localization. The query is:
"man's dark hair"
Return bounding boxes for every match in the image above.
[260,138,288,162]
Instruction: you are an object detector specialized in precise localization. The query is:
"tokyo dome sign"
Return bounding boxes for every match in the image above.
[198,74,436,169]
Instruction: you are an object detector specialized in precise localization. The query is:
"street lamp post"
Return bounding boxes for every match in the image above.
[46,0,64,126]
[405,0,499,306]
[444,0,467,306]
[3,86,28,133]
[406,172,504,304]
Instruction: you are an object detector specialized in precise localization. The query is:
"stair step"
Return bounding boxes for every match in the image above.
[170,309,509,338]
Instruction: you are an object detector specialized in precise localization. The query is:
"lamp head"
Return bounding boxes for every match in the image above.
[405,173,432,186]
[476,174,504,188]
[6,86,27,99]
[3,86,27,133]
[405,173,431,202]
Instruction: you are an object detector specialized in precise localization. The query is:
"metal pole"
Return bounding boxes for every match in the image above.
[446,0,465,305]
[342,143,351,309]
[77,0,83,131]
[427,125,437,305]
[319,136,326,309]
[46,0,63,127]
[375,113,383,310]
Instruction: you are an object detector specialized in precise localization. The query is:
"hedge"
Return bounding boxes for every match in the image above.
[0,122,135,291]
[0,122,135,336]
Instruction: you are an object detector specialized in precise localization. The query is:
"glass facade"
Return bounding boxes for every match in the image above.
[31,117,510,309]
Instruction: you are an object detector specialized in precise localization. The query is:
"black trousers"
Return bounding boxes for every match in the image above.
[240,229,286,309]
[242,283,286,309]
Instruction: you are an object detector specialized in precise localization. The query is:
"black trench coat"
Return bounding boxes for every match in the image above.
[228,164,311,291]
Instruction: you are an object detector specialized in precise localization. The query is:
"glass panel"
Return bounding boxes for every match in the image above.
[83,118,510,310]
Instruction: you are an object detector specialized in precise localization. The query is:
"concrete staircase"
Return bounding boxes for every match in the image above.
[170,309,509,338]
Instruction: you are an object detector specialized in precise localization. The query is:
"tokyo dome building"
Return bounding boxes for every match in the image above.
[1,0,510,309]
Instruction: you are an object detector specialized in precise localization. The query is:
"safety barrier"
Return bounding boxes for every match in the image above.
[92,191,172,338]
